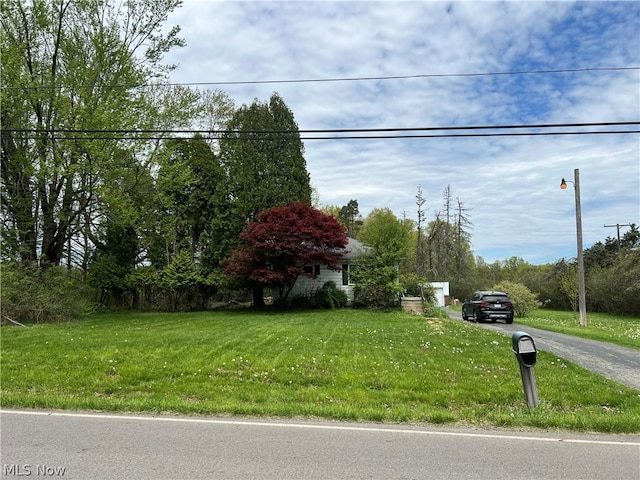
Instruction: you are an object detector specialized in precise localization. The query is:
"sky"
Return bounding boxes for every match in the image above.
[161,1,640,265]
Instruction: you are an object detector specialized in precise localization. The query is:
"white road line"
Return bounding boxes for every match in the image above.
[2,409,639,447]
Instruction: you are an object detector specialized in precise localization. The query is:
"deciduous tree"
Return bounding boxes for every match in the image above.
[358,208,412,267]
[223,202,347,307]
[493,281,542,318]
[1,0,185,267]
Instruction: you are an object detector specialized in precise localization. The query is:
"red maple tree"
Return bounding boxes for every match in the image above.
[223,202,348,306]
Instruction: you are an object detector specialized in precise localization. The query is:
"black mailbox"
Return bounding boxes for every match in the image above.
[512,331,537,368]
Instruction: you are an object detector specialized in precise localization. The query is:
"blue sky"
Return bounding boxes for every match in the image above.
[162,1,639,265]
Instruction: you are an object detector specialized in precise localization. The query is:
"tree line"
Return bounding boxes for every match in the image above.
[2,0,638,322]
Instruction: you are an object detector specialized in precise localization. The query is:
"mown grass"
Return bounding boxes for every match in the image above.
[1,310,638,433]
[515,309,640,350]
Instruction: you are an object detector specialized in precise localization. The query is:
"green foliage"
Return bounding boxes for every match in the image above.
[0,263,93,323]
[121,258,223,312]
[559,263,579,312]
[584,224,639,270]
[358,208,412,266]
[155,136,229,271]
[400,273,423,296]
[351,254,402,309]
[124,266,161,309]
[1,0,186,268]
[405,186,473,302]
[88,255,128,297]
[351,209,412,309]
[534,261,571,310]
[219,92,312,248]
[587,249,640,315]
[3,0,636,321]
[160,251,203,311]
[162,251,202,290]
[338,200,362,238]
[88,223,138,304]
[310,281,349,309]
[493,281,542,318]
[399,272,435,298]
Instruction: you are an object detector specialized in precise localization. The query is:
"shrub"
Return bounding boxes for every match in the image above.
[350,254,402,309]
[352,284,399,309]
[493,281,542,318]
[399,273,436,301]
[1,262,93,323]
[311,281,348,309]
[400,272,423,296]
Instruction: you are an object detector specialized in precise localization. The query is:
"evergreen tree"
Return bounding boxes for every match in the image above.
[415,185,427,276]
[339,200,362,238]
[219,93,311,236]
[218,93,312,307]
[155,135,227,266]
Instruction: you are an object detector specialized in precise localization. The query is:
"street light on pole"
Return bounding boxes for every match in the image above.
[561,169,587,327]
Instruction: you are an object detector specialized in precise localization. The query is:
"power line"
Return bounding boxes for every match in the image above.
[5,121,639,135]
[298,130,640,140]
[161,66,640,87]
[3,130,638,141]
[5,66,639,91]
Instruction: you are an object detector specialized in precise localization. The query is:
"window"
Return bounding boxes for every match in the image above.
[342,264,352,286]
[303,265,321,275]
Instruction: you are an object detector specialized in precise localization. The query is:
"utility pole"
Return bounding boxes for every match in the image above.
[604,223,632,253]
[573,169,587,328]
[561,169,587,328]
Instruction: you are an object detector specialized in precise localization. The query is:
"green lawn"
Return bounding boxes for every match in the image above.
[1,309,638,433]
[515,309,640,350]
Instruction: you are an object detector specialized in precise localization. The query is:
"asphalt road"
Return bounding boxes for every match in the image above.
[1,410,639,480]
[446,309,640,391]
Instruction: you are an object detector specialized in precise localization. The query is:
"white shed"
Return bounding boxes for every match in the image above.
[428,282,450,307]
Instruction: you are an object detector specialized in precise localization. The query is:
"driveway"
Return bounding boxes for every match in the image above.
[447,309,640,391]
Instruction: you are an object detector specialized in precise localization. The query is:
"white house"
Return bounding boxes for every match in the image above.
[287,237,371,303]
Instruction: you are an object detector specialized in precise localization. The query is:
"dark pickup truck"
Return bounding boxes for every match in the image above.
[462,291,514,324]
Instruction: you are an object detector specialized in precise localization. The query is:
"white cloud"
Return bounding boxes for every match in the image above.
[163,0,640,264]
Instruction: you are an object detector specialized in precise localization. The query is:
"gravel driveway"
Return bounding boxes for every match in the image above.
[447,309,640,391]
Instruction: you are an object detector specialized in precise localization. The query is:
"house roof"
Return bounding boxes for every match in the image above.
[341,237,372,260]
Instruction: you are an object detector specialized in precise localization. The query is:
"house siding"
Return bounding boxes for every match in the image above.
[289,265,355,302]
[279,237,369,304]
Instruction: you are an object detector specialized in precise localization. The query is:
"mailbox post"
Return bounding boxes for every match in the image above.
[512,331,539,408]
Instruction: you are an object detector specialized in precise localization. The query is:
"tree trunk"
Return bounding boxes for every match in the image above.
[0,125,38,263]
[252,284,265,308]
